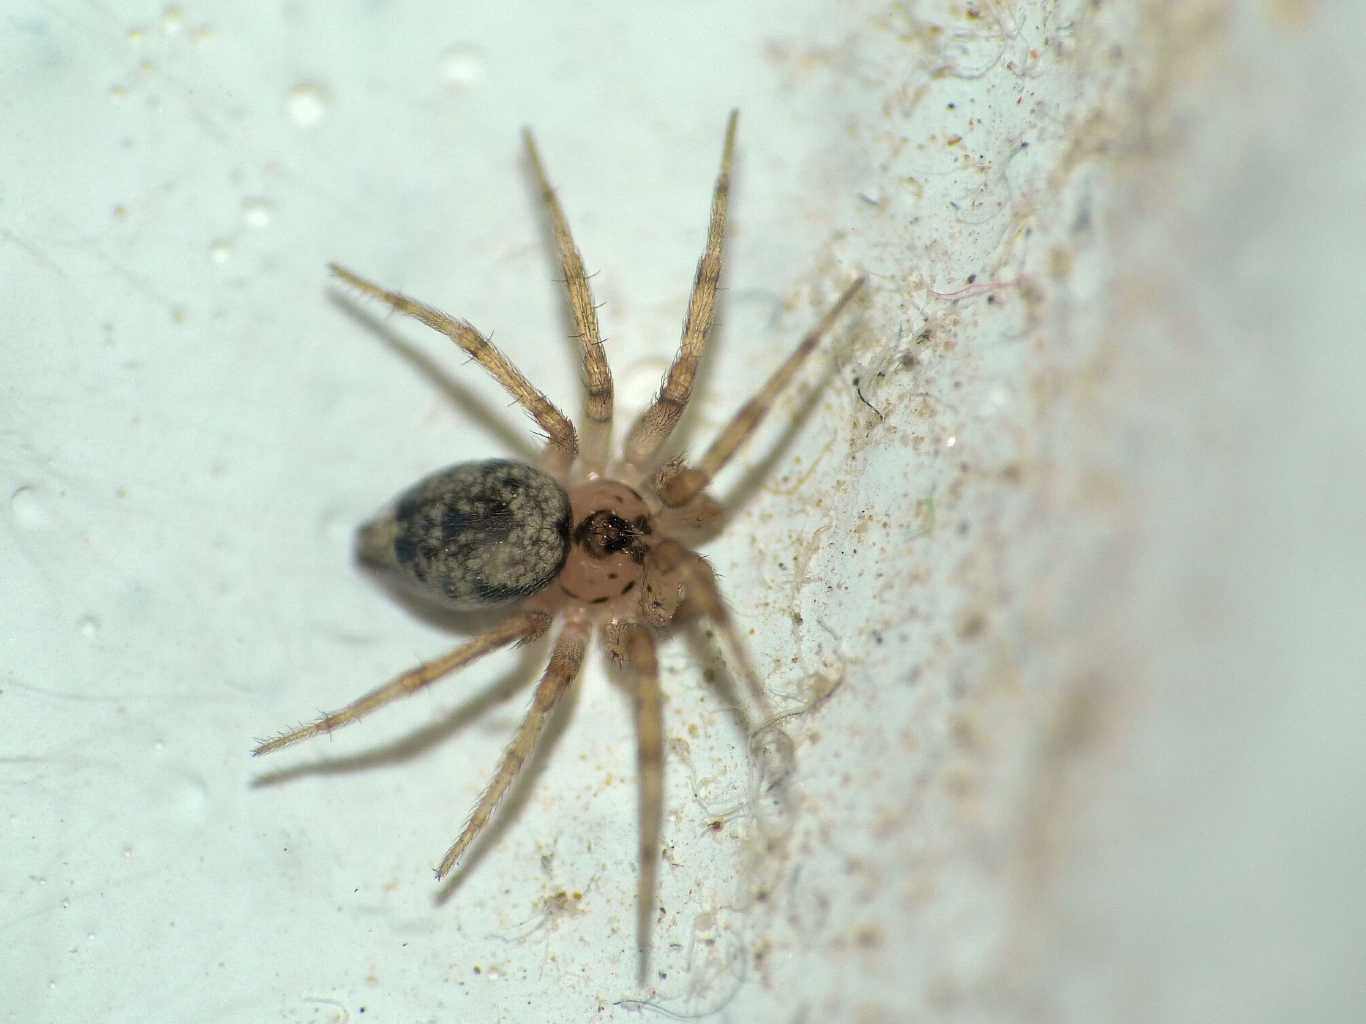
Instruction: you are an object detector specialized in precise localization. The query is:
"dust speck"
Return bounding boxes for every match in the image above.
[11,486,46,529]
[242,198,273,229]
[161,5,184,35]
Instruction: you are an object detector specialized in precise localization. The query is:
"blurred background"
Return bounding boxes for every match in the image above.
[4,1,1363,1021]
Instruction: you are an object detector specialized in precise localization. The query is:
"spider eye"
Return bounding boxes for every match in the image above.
[357,459,571,609]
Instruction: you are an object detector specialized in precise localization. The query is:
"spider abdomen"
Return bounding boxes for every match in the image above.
[358,459,572,608]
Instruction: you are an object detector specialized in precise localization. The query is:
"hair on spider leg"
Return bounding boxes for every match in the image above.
[254,109,866,983]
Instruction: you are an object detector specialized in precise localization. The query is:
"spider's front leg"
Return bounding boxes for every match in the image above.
[523,128,614,474]
[655,275,866,507]
[328,262,580,475]
[623,110,738,475]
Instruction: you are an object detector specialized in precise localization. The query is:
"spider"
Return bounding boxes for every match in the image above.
[253,110,863,980]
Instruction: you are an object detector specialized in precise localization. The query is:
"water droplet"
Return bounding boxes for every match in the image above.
[11,485,46,529]
[123,846,134,860]
[178,775,209,823]
[441,45,485,87]
[319,504,355,543]
[61,899,70,910]
[980,385,1010,415]
[77,615,100,639]
[242,198,273,229]
[161,5,184,35]
[209,239,232,264]
[287,82,329,127]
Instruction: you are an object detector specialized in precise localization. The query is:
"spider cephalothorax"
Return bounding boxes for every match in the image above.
[254,111,863,983]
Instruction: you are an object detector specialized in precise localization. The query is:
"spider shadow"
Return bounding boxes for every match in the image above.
[329,291,540,465]
[593,613,758,749]
[677,620,760,742]
[669,355,840,551]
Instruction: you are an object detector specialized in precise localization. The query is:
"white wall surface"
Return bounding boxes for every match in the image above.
[5,2,1363,1022]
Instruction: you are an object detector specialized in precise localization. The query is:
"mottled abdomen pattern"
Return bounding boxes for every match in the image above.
[357,460,571,608]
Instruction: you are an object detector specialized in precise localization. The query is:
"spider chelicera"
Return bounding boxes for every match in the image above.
[253,110,864,980]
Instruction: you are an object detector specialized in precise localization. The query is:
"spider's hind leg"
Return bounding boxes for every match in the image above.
[252,612,551,757]
[435,619,590,880]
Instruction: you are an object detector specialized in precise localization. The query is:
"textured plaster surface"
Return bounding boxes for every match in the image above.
[5,2,1363,1022]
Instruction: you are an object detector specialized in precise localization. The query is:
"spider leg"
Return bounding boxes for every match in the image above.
[523,129,614,474]
[656,276,865,507]
[620,624,663,984]
[252,612,551,757]
[435,619,590,880]
[623,110,738,472]
[329,262,579,474]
